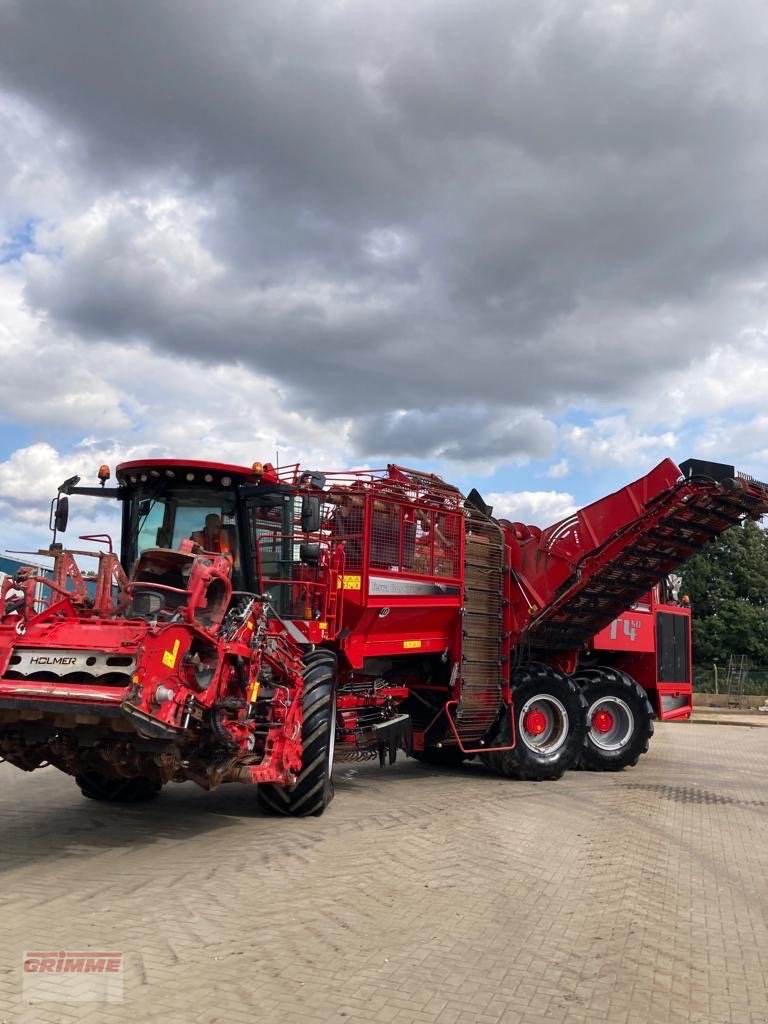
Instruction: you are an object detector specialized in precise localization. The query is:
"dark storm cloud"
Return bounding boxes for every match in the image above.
[351,407,556,462]
[2,0,768,461]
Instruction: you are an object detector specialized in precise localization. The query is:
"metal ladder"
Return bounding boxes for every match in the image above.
[455,509,505,743]
[725,654,749,707]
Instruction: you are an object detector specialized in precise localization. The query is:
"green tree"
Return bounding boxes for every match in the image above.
[679,520,768,664]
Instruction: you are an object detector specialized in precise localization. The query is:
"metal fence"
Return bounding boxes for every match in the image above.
[693,664,768,695]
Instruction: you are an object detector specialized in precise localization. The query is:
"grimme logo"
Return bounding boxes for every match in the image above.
[23,950,124,1003]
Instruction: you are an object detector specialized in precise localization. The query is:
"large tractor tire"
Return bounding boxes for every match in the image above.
[76,772,162,802]
[484,662,587,781]
[257,650,337,817]
[575,668,654,771]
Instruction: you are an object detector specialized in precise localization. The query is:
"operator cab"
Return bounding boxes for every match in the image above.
[107,460,244,580]
[117,459,323,620]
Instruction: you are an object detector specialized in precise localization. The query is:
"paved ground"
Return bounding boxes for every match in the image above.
[1,722,767,1024]
[690,708,768,728]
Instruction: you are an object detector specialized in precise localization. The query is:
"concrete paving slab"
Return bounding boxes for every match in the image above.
[1,723,767,1023]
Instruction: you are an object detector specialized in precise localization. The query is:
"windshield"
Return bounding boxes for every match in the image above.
[127,486,241,584]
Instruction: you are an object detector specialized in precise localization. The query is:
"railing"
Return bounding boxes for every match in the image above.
[253,535,340,628]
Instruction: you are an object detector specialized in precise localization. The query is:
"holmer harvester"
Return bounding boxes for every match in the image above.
[0,456,765,815]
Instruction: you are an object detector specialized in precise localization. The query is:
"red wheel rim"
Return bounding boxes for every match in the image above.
[592,708,615,734]
[523,708,548,736]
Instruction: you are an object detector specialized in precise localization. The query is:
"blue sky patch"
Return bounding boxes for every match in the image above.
[0,218,38,264]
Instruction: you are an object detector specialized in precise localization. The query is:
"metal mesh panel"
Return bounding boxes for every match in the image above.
[327,497,364,570]
[326,491,462,579]
[432,511,462,578]
[370,504,409,569]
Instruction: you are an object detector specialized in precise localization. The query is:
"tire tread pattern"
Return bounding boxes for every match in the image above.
[257,649,336,817]
[576,667,654,772]
[483,662,588,781]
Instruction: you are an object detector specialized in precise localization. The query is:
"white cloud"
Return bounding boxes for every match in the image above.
[564,416,678,469]
[0,442,124,560]
[0,268,130,432]
[693,414,768,479]
[630,326,768,429]
[545,458,569,479]
[0,91,80,228]
[0,337,357,556]
[486,489,578,527]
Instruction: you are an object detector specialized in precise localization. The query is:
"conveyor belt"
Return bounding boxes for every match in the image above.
[527,474,768,652]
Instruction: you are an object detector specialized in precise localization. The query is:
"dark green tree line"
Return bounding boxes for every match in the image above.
[678,520,768,664]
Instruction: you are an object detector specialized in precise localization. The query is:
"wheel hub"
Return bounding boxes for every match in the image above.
[518,694,569,755]
[523,709,548,735]
[587,695,634,751]
[592,708,615,734]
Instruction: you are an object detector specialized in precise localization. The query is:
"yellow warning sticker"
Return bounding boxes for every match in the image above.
[342,574,361,591]
[162,639,181,669]
[248,680,260,703]
[403,640,422,649]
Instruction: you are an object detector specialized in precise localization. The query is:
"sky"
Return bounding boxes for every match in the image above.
[1,0,768,554]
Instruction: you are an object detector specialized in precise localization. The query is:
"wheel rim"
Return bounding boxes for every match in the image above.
[518,694,569,755]
[587,696,634,751]
[327,692,337,768]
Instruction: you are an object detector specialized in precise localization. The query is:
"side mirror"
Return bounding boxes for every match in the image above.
[51,495,69,534]
[301,496,321,533]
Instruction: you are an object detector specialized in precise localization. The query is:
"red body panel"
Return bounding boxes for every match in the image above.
[593,608,656,653]
[591,589,693,719]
